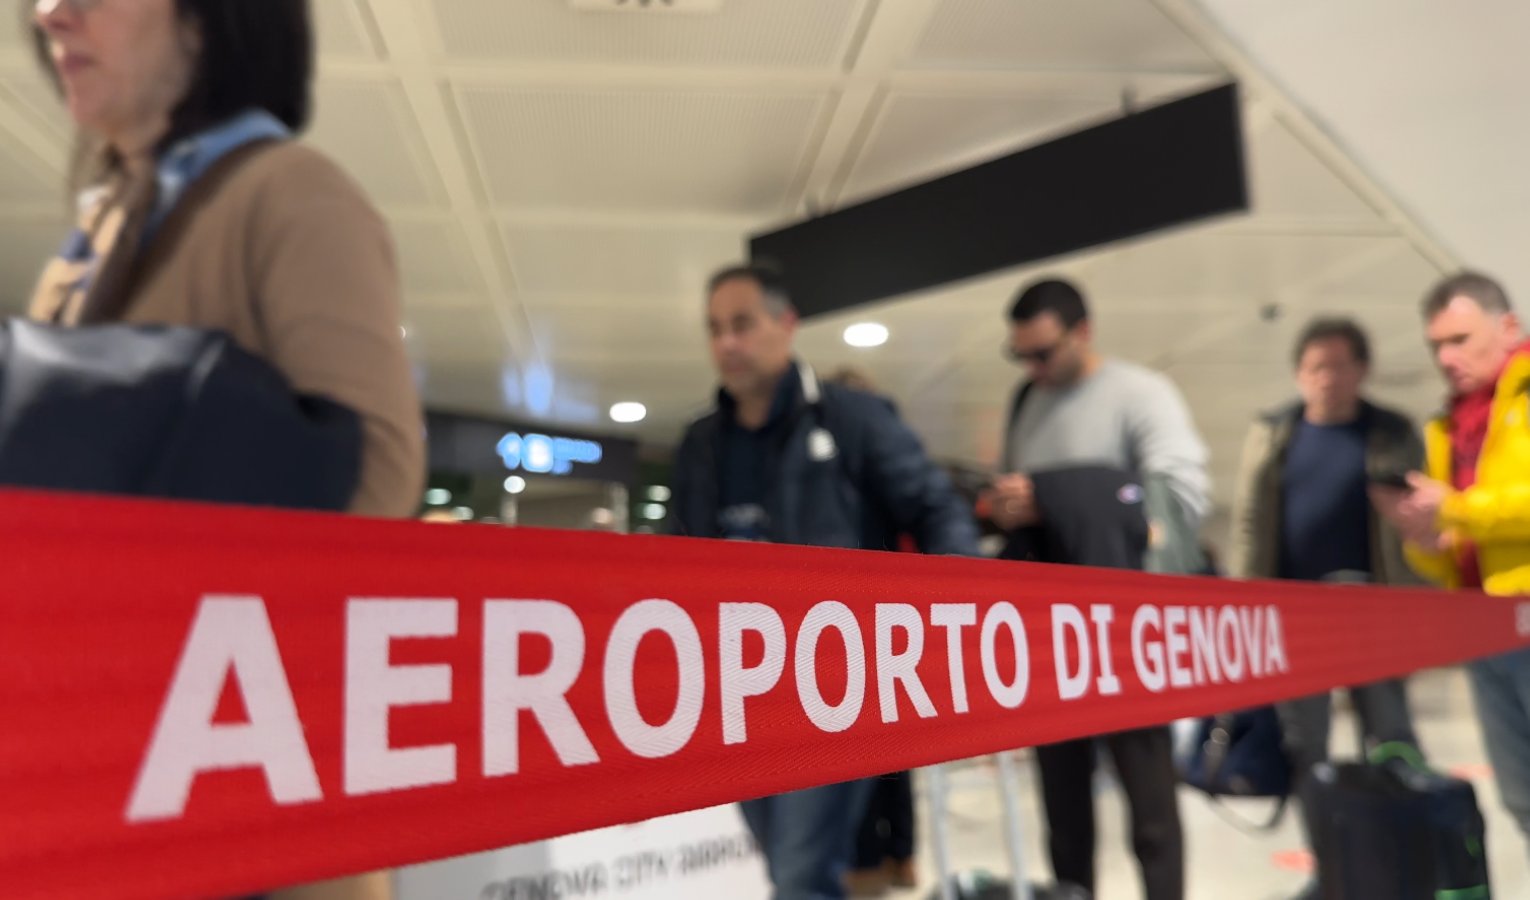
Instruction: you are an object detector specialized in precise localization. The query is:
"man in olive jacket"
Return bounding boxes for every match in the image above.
[1228,317,1425,900]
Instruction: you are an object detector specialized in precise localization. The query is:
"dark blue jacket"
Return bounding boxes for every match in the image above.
[0,319,361,511]
[668,362,979,555]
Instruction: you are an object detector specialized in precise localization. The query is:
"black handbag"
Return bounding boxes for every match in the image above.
[1178,705,1293,830]
[0,318,362,511]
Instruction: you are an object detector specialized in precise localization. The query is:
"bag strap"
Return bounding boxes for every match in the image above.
[998,380,1035,473]
[1193,712,1290,834]
[76,139,281,326]
[1201,792,1289,835]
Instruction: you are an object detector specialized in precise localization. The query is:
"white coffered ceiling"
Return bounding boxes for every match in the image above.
[0,0,1465,520]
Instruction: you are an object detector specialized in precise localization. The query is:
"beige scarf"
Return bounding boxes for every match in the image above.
[32,165,159,326]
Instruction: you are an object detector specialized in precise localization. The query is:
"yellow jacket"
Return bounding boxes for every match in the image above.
[1407,352,1530,595]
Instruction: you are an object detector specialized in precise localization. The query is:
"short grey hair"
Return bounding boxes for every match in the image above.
[1421,271,1513,319]
[706,263,794,317]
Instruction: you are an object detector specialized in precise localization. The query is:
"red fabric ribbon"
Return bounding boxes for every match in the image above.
[0,489,1524,900]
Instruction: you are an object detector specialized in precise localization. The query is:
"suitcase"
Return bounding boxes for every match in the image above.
[1307,743,1490,899]
[922,754,1092,900]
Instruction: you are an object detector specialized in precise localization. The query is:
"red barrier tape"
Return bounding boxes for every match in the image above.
[1,490,1526,899]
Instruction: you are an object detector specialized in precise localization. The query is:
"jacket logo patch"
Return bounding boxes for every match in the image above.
[808,428,838,462]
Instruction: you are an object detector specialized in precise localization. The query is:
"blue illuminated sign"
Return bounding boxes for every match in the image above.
[497,432,605,476]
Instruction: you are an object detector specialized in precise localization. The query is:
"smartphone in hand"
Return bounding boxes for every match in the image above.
[1367,470,1412,490]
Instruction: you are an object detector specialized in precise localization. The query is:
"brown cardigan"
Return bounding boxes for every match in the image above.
[29,141,424,518]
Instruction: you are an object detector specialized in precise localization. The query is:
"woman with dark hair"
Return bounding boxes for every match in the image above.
[26,0,423,519]
[25,1,420,897]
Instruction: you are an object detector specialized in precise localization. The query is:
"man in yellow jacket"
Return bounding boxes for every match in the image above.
[1373,271,1530,851]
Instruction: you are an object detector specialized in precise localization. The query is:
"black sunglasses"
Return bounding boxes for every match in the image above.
[1003,341,1063,365]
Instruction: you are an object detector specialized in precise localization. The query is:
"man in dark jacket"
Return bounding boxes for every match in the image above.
[669,264,979,899]
[1230,316,1425,900]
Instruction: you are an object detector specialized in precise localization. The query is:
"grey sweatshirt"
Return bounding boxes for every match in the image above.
[1003,358,1212,527]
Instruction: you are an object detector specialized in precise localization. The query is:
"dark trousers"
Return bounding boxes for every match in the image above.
[854,770,915,869]
[1036,726,1185,900]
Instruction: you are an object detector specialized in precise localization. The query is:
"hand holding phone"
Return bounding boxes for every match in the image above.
[1368,470,1412,490]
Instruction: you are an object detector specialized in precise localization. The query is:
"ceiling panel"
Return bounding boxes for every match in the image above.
[1075,227,1404,303]
[1193,0,1530,310]
[522,295,709,365]
[458,86,827,214]
[1280,239,1443,304]
[908,0,1216,72]
[796,295,989,374]
[313,0,383,60]
[502,222,745,296]
[430,0,863,68]
[307,80,444,208]
[409,305,508,364]
[390,217,487,297]
[1246,115,1377,222]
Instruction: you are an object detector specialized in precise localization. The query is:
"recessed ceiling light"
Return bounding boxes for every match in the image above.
[844,322,889,348]
[610,402,647,424]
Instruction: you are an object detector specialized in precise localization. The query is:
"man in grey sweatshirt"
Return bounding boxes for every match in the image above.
[988,278,1211,900]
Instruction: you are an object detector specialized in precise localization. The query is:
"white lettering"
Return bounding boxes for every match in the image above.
[981,602,1030,709]
[930,604,977,714]
[1132,606,1166,693]
[1240,607,1265,677]
[1188,607,1221,685]
[1052,605,1091,701]
[127,596,321,822]
[1264,607,1289,675]
[718,603,787,745]
[1217,606,1246,682]
[795,601,866,733]
[604,599,705,758]
[1090,605,1122,696]
[345,599,458,797]
[483,600,598,776]
[876,604,936,723]
[1164,606,1192,689]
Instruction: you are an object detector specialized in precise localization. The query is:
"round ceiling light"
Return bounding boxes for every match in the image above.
[843,322,889,348]
[610,402,648,423]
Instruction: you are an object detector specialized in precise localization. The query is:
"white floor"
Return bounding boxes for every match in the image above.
[881,667,1528,900]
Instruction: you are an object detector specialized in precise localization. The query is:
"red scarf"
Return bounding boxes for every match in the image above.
[1449,341,1530,586]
